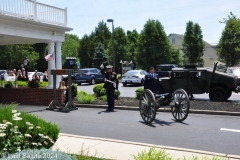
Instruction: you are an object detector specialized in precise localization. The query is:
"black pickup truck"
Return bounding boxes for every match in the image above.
[155,64,178,77]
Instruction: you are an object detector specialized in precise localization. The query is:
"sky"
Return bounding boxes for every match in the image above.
[37,0,240,45]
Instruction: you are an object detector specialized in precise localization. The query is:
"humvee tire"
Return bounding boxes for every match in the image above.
[122,82,127,86]
[209,86,228,102]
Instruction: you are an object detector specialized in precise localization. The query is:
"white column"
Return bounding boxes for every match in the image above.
[46,41,55,89]
[56,41,62,88]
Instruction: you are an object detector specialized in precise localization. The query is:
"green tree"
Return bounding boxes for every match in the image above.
[94,20,111,49]
[32,43,47,72]
[216,12,240,67]
[0,44,38,71]
[92,42,108,68]
[107,27,128,73]
[126,30,139,67]
[137,19,172,70]
[170,48,182,65]
[182,21,205,66]
[62,34,80,68]
[78,21,111,68]
[78,34,96,68]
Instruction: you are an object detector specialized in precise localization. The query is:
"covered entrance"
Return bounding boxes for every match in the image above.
[0,0,73,88]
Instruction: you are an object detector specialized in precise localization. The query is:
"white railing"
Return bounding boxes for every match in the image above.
[0,0,67,26]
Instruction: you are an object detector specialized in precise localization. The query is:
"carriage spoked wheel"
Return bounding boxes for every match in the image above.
[139,89,156,124]
[170,89,190,122]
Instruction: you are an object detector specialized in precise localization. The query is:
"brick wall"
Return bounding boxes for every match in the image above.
[0,88,65,105]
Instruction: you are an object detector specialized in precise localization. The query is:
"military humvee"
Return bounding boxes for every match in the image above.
[158,63,239,102]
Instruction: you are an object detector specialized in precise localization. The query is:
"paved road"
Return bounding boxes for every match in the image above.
[17,105,240,156]
[78,83,240,101]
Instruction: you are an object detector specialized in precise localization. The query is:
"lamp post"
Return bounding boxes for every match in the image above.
[107,19,115,72]
[120,60,123,78]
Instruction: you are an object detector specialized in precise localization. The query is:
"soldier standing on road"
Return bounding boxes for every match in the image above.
[144,67,160,94]
[100,64,119,112]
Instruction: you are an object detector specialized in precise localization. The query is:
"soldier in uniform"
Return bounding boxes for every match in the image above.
[100,64,119,112]
[144,67,160,93]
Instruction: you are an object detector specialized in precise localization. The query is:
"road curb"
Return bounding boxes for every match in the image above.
[59,133,240,159]
[75,104,240,116]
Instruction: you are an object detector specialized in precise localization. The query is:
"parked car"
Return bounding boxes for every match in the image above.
[28,72,44,81]
[72,68,105,85]
[226,66,240,85]
[122,70,148,86]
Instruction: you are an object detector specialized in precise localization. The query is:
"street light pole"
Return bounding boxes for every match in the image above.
[107,19,115,72]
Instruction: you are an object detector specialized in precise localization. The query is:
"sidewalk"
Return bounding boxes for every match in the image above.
[53,133,240,160]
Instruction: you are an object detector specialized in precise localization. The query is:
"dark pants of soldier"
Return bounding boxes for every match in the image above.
[106,90,114,111]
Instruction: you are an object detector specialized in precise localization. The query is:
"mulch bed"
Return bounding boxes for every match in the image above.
[92,97,240,112]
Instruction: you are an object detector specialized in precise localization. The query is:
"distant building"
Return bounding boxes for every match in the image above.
[168,33,223,68]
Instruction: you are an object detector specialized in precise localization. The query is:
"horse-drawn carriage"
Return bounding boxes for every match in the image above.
[139,88,190,124]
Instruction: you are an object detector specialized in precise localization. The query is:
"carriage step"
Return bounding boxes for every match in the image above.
[155,93,171,98]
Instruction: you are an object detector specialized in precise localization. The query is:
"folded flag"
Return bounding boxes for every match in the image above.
[45,52,54,61]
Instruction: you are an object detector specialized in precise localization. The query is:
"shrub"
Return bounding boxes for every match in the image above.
[135,87,144,99]
[1,148,76,160]
[72,84,77,98]
[76,93,96,104]
[77,90,88,96]
[100,88,106,97]
[101,95,107,102]
[16,81,48,88]
[28,80,40,88]
[0,104,60,157]
[39,81,48,88]
[132,148,172,160]
[4,81,13,88]
[93,84,121,99]
[115,90,121,98]
[93,84,104,96]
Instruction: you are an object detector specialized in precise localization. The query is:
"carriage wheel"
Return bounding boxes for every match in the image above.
[139,89,156,124]
[170,89,190,122]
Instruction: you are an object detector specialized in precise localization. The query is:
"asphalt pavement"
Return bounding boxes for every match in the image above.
[15,104,240,160]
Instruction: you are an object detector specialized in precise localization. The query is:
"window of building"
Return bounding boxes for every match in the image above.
[172,38,175,44]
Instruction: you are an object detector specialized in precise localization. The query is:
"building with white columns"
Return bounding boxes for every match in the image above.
[0,0,73,88]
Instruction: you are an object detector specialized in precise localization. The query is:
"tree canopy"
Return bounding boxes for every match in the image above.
[216,12,240,67]
[62,34,80,68]
[92,42,108,68]
[137,19,172,70]
[182,21,205,66]
[0,44,39,71]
